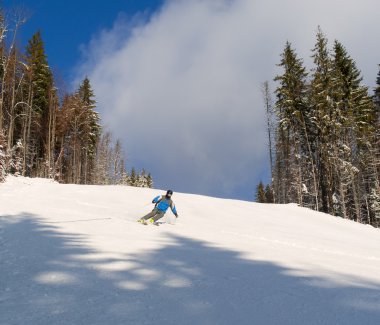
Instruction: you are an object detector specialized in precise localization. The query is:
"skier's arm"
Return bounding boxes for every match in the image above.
[152,195,161,204]
[171,202,178,217]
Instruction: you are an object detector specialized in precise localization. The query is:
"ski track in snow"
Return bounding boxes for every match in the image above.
[1,176,380,325]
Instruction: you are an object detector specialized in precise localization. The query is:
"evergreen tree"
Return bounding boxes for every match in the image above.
[368,188,380,222]
[130,167,137,187]
[0,7,154,188]
[374,65,380,113]
[255,181,266,203]
[274,41,317,207]
[310,28,335,214]
[332,41,376,221]
[0,10,5,131]
[330,41,359,219]
[25,31,54,173]
[269,28,379,227]
[0,131,6,182]
[146,173,153,188]
[265,184,274,203]
[138,169,149,187]
[78,77,101,184]
[26,31,52,115]
[373,65,380,175]
[119,160,130,185]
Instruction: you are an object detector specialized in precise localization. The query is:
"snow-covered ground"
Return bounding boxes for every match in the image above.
[1,176,380,325]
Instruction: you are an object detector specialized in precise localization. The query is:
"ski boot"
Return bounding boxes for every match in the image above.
[148,218,159,226]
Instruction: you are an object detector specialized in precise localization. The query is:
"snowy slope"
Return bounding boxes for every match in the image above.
[1,176,380,325]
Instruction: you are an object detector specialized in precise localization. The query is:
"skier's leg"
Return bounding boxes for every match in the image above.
[152,210,165,222]
[140,208,158,221]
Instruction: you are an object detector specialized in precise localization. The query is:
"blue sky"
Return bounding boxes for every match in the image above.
[3,0,163,79]
[3,0,379,201]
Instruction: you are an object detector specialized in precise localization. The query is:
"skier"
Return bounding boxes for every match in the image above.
[138,190,178,225]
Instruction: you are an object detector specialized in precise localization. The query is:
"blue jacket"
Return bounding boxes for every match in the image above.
[153,195,177,215]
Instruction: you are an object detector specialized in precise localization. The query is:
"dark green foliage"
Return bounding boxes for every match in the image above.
[130,167,137,186]
[26,31,52,115]
[274,41,311,205]
[265,185,274,203]
[375,65,380,108]
[146,173,153,188]
[255,181,266,203]
[310,28,334,213]
[25,31,54,164]
[270,28,380,226]
[78,77,101,183]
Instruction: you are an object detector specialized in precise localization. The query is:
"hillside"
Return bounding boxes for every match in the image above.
[1,176,380,324]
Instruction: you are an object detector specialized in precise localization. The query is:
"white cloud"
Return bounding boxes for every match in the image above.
[76,0,380,199]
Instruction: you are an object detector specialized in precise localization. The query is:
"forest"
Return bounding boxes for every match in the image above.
[0,9,152,188]
[258,28,380,227]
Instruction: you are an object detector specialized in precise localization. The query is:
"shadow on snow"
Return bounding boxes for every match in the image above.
[1,213,380,325]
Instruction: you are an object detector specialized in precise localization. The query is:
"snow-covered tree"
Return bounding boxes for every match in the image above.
[262,81,275,181]
[0,131,6,182]
[25,31,54,175]
[78,77,101,184]
[368,188,380,222]
[136,169,148,188]
[129,167,137,187]
[9,139,23,176]
[274,41,318,207]
[309,27,336,214]
[146,173,153,188]
[0,7,153,189]
[269,28,379,226]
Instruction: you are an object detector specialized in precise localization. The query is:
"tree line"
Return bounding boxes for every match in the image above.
[257,28,380,227]
[0,9,152,188]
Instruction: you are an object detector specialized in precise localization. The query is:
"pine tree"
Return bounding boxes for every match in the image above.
[268,29,379,227]
[310,28,336,214]
[255,181,266,203]
[0,10,5,131]
[79,77,101,183]
[331,41,376,221]
[78,77,101,183]
[372,65,380,176]
[274,41,317,207]
[330,41,359,219]
[265,184,274,203]
[25,31,54,174]
[26,31,52,115]
[146,173,153,188]
[368,188,380,223]
[130,167,137,186]
[55,80,101,185]
[374,65,380,115]
[119,159,130,185]
[0,131,6,182]
[138,169,149,187]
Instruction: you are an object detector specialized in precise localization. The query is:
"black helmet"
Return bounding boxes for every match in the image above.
[166,190,173,197]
